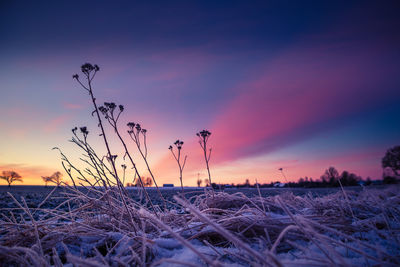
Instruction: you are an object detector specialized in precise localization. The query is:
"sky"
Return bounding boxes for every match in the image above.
[1,1,400,186]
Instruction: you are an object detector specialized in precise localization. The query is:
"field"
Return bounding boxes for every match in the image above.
[0,185,373,218]
[0,185,399,266]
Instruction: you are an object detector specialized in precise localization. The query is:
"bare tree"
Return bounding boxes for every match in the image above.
[145,177,153,187]
[321,167,339,185]
[50,171,63,187]
[42,176,52,187]
[382,145,400,176]
[0,171,23,187]
[42,171,63,187]
[169,140,187,192]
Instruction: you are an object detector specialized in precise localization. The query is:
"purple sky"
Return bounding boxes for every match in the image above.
[1,1,400,185]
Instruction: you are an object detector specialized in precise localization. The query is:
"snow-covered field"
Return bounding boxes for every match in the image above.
[0,185,399,266]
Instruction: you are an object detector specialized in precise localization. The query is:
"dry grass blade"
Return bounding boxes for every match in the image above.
[138,208,218,266]
[174,196,282,267]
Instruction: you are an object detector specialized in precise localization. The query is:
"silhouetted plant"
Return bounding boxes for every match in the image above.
[169,139,187,192]
[70,63,140,226]
[127,121,166,208]
[55,128,115,189]
[196,130,213,189]
[72,64,122,187]
[70,63,164,216]
[0,171,22,187]
[98,101,160,212]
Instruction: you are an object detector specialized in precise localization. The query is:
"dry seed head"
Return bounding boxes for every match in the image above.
[197,130,211,138]
[80,126,89,135]
[98,106,108,114]
[81,63,95,74]
[127,122,135,129]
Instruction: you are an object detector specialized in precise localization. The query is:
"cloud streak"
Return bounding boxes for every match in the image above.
[153,29,400,184]
[43,114,71,133]
[206,36,399,164]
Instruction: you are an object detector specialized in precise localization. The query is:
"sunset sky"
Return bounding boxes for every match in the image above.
[1,1,400,186]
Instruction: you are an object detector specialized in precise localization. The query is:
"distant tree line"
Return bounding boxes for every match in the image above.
[123,145,400,189]
[209,145,400,189]
[211,167,396,189]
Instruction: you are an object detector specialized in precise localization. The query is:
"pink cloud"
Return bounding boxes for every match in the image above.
[63,102,83,110]
[43,114,70,133]
[152,38,394,185]
[205,41,392,164]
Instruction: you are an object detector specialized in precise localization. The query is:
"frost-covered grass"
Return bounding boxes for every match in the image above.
[0,185,399,266]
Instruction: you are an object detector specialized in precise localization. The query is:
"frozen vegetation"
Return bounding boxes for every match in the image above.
[0,185,399,266]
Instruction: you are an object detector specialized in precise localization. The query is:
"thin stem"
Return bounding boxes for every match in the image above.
[76,71,137,231]
[169,142,187,193]
[129,131,167,209]
[203,141,212,186]
[110,118,159,216]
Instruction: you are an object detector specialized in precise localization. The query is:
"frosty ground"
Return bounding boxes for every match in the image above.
[0,185,399,266]
[0,185,370,213]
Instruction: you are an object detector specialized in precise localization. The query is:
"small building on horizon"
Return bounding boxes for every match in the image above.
[163,184,174,187]
[273,182,286,188]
